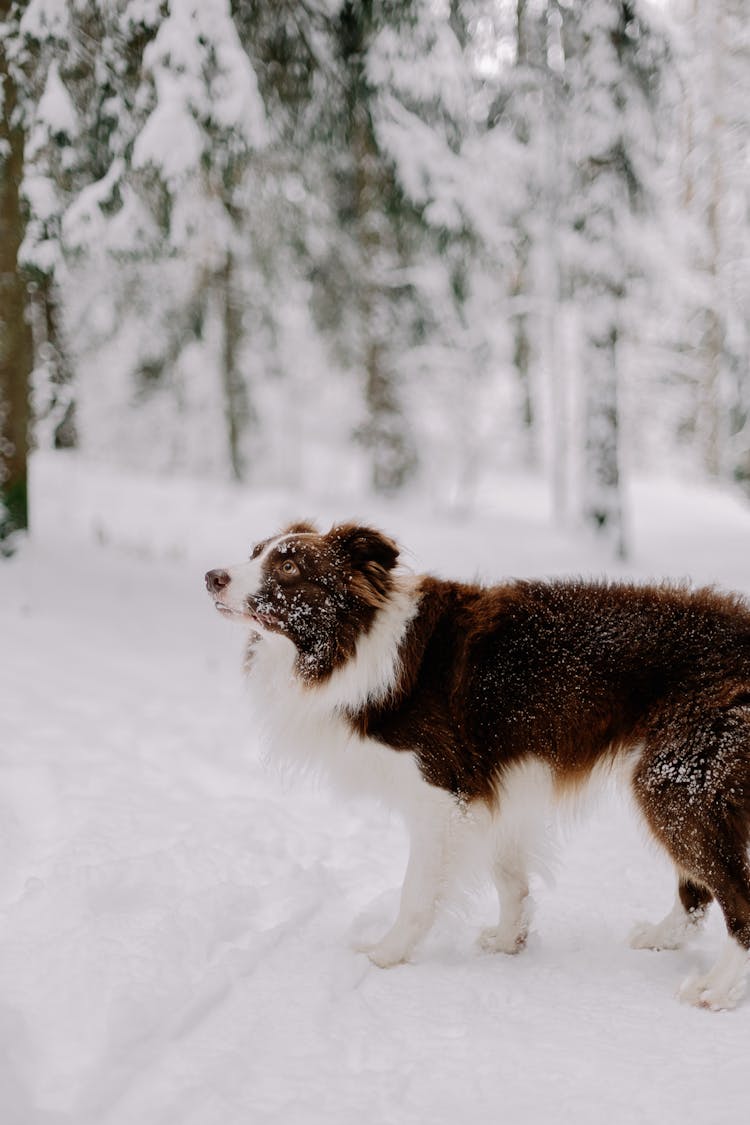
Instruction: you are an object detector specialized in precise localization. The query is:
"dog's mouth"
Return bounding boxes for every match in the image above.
[214,600,278,630]
[213,601,247,620]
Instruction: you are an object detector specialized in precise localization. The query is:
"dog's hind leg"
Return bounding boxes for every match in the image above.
[679,927,750,1010]
[476,759,553,955]
[478,848,530,955]
[633,710,750,1009]
[630,875,712,950]
[363,787,454,968]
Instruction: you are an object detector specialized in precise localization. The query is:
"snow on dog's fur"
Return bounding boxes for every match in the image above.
[206,521,750,1009]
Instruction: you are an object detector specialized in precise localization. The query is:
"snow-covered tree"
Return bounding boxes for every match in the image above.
[9,0,750,540]
[293,0,420,494]
[130,0,269,480]
[554,0,672,555]
[672,0,750,486]
[18,0,162,451]
[366,0,495,501]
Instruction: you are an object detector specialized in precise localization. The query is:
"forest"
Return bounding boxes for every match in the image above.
[1,0,749,557]
[3,5,750,1118]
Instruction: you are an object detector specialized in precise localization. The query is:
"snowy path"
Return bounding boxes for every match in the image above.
[2,455,750,1123]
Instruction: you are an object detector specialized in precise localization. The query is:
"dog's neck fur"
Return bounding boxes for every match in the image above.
[318,574,422,711]
[251,574,422,713]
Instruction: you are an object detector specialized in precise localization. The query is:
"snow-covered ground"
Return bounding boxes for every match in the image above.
[2,452,750,1124]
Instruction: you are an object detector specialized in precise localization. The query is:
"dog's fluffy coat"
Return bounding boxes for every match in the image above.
[205,521,750,1010]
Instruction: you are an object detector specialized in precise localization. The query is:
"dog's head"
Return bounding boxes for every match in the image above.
[205,521,400,679]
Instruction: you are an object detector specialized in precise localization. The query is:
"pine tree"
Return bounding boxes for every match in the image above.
[488,0,551,463]
[364,0,483,499]
[18,1,161,452]
[556,0,670,555]
[310,0,420,494]
[677,0,750,486]
[131,0,269,480]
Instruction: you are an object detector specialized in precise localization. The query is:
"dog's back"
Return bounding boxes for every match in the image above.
[356,577,750,799]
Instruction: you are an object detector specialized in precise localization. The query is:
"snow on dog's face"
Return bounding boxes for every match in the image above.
[205,521,400,681]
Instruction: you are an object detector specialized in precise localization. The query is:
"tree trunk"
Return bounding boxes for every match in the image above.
[218,251,250,482]
[361,332,416,494]
[540,12,566,522]
[29,274,77,450]
[354,137,416,495]
[582,323,626,558]
[511,0,536,464]
[0,26,33,549]
[341,8,416,495]
[700,0,724,479]
[511,276,534,456]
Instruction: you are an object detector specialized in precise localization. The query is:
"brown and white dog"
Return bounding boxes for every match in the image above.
[205,521,750,1010]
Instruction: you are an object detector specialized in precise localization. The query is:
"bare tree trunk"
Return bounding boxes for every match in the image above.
[0,25,33,549]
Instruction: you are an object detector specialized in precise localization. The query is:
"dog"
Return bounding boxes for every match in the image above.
[205,520,750,1010]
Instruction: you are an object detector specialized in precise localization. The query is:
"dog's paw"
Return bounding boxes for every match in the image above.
[365,940,410,969]
[629,919,682,951]
[477,925,528,955]
[352,933,410,968]
[678,972,744,1011]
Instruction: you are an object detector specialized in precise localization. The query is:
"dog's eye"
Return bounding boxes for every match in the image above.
[281,560,298,576]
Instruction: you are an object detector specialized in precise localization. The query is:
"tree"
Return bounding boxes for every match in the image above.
[21,0,275,482]
[676,0,750,487]
[131,0,269,480]
[307,0,419,494]
[18,0,162,460]
[0,0,33,550]
[555,0,670,556]
[364,0,481,497]
[8,0,724,531]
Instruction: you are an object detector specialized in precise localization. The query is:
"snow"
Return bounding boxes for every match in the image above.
[2,452,750,1124]
[35,61,78,139]
[132,89,204,185]
[18,0,69,40]
[62,160,125,253]
[134,0,268,186]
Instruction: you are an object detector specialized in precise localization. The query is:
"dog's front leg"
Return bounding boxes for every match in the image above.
[365,790,453,968]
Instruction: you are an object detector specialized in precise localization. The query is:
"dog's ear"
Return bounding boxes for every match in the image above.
[329,524,400,572]
[282,519,318,535]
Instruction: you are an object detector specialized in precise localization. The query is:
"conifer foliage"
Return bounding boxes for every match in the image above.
[1,0,748,550]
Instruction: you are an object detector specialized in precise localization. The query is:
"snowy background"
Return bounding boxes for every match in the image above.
[2,454,750,1124]
[2,0,750,1121]
[7,0,750,547]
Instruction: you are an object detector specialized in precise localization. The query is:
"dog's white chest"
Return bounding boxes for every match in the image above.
[244,633,425,807]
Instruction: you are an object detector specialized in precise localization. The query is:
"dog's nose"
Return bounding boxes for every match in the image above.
[205,569,230,594]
